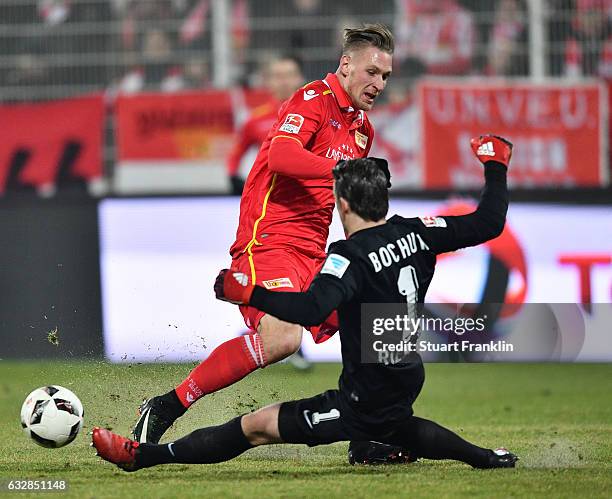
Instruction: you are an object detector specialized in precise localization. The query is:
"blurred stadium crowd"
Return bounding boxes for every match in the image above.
[2,0,612,101]
[1,0,612,198]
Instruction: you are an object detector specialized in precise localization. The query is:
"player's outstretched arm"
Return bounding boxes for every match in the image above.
[420,135,511,255]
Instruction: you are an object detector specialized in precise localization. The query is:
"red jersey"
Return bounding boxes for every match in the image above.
[226,100,280,176]
[230,73,375,260]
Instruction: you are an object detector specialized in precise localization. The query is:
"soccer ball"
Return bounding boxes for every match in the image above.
[20,386,84,448]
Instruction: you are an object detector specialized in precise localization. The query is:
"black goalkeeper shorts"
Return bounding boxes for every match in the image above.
[278,390,377,447]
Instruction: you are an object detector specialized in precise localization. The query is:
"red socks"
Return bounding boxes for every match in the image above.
[175,333,266,408]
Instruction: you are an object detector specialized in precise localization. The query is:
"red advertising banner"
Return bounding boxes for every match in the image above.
[114,89,271,193]
[116,89,270,161]
[420,80,609,188]
[0,95,104,194]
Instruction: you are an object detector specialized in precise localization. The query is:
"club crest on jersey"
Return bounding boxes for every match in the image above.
[420,216,447,228]
[279,114,304,134]
[321,253,350,278]
[354,130,368,149]
[262,277,294,289]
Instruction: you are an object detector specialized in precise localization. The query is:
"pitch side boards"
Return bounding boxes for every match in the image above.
[0,198,103,359]
[98,197,612,363]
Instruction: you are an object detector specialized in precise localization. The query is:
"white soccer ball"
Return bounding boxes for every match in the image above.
[20,386,84,448]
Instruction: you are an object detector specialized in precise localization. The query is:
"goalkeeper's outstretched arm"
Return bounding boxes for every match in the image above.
[412,135,512,255]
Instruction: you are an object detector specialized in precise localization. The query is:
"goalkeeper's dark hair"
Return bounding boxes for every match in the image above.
[343,24,394,55]
[333,158,389,222]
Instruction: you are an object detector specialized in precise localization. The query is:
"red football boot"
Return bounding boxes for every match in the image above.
[92,427,141,472]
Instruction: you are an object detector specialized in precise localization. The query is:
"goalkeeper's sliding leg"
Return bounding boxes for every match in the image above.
[95,390,518,471]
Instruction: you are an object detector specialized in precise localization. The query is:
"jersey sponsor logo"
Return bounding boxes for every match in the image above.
[325,144,355,161]
[354,130,368,149]
[303,89,319,101]
[321,253,351,278]
[279,113,305,134]
[420,216,447,228]
[262,277,294,289]
[303,408,340,429]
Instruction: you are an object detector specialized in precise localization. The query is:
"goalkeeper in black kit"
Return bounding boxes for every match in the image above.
[92,135,518,471]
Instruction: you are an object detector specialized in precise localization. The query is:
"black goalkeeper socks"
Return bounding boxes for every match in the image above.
[399,416,492,468]
[136,416,253,467]
[136,442,175,468]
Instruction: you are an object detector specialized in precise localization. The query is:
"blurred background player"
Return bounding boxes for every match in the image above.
[132,24,393,450]
[226,55,304,195]
[394,0,476,75]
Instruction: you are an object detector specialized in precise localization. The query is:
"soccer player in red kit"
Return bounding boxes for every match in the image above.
[227,55,305,195]
[133,24,394,447]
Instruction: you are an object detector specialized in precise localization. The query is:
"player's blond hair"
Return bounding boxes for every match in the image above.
[342,23,394,55]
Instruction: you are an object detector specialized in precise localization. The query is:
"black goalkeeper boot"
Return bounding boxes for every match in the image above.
[348,440,416,465]
[475,448,519,469]
[132,391,186,444]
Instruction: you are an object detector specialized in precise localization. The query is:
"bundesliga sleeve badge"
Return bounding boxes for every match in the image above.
[321,254,351,278]
[279,114,305,134]
[420,216,448,228]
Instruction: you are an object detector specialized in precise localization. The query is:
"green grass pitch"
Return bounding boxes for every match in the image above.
[0,361,611,498]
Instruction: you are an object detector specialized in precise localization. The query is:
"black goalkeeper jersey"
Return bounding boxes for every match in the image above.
[250,163,508,428]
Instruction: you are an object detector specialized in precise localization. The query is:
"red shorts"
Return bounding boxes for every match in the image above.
[232,247,338,343]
